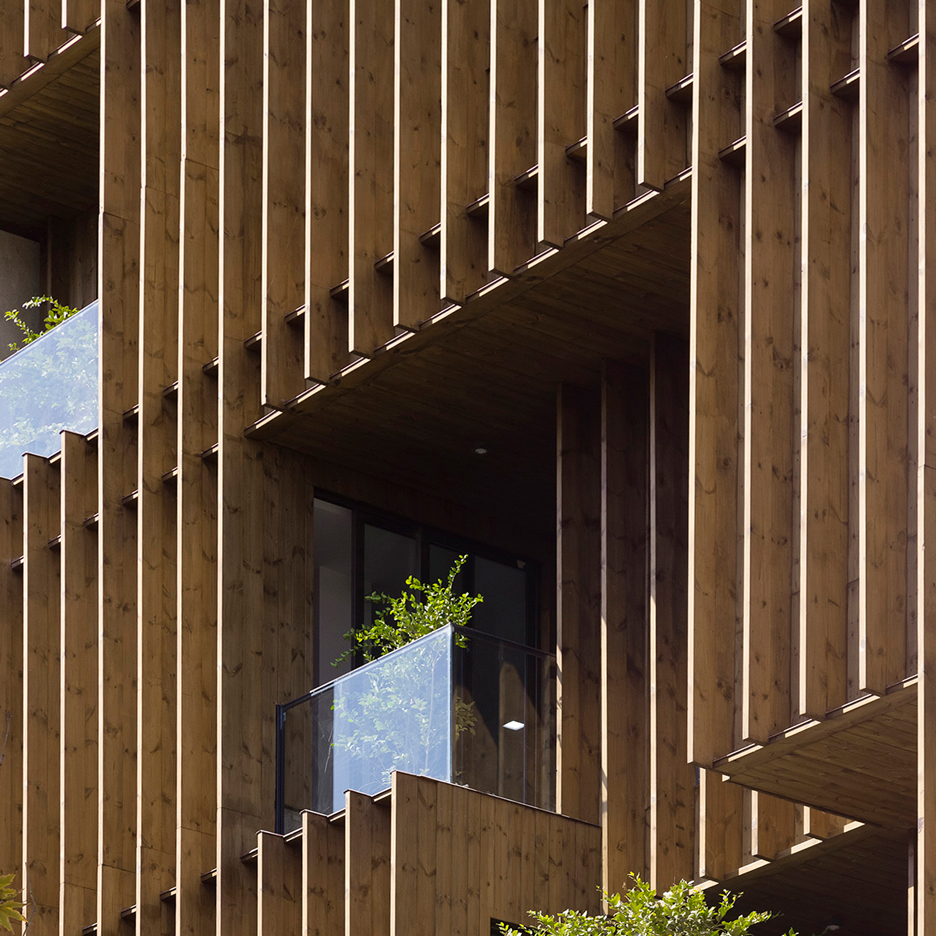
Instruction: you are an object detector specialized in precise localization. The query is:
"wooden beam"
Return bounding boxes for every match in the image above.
[637,0,687,190]
[917,3,936,927]
[257,832,302,935]
[302,810,344,936]
[649,335,693,887]
[393,0,441,329]
[216,0,268,929]
[586,0,636,219]
[741,0,795,744]
[440,0,489,304]
[0,479,23,913]
[488,0,537,276]
[688,0,742,766]
[600,359,649,892]
[857,0,911,695]
[348,0,395,356]
[261,0,306,407]
[305,0,350,381]
[97,0,141,928]
[797,0,851,721]
[537,0,585,247]
[0,0,28,89]
[557,384,601,824]
[346,791,391,936]
[25,0,67,64]
[59,432,98,936]
[176,0,220,927]
[137,0,181,928]
[22,453,61,931]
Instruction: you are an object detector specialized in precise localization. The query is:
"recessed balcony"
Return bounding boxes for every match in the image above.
[0,298,98,478]
[275,624,556,832]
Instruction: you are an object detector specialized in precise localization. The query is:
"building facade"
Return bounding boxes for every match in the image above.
[0,0,927,933]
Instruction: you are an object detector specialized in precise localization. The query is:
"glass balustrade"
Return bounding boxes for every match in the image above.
[275,624,557,832]
[0,299,98,478]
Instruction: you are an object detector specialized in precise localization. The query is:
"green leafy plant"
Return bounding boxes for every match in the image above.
[5,295,78,351]
[325,557,483,799]
[334,554,484,665]
[499,876,796,936]
[0,872,25,932]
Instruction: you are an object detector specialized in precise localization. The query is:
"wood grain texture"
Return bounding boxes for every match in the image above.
[600,360,649,891]
[557,385,602,824]
[22,454,61,933]
[394,0,441,329]
[59,432,98,936]
[0,480,23,912]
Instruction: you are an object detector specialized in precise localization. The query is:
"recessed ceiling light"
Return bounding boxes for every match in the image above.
[474,446,488,455]
[503,720,524,731]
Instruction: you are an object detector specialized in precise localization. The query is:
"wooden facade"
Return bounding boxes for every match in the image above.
[0,0,927,933]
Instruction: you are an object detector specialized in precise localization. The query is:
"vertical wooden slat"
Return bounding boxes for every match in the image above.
[0,480,23,912]
[600,360,648,893]
[177,0,220,927]
[917,2,936,927]
[688,0,742,766]
[637,0,687,191]
[798,0,851,721]
[415,779,438,936]
[586,0,636,220]
[346,792,391,936]
[393,0,442,330]
[261,0,306,407]
[750,791,796,861]
[434,781,453,936]
[908,0,936,934]
[98,0,141,927]
[440,0,489,304]
[741,0,796,744]
[257,833,302,935]
[137,0,181,929]
[62,0,100,35]
[537,0,585,247]
[59,432,98,936]
[557,384,601,824]
[25,0,66,63]
[302,810,345,936]
[22,454,60,931]
[390,772,417,936]
[348,0,395,356]
[858,0,911,695]
[217,0,266,925]
[649,335,693,888]
[696,770,743,882]
[488,0,537,276]
[0,0,28,88]
[305,0,350,382]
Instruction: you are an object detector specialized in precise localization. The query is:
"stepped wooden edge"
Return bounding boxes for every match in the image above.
[245,176,691,440]
[0,23,100,116]
[711,678,917,829]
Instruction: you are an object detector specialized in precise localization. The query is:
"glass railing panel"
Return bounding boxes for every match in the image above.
[452,629,557,813]
[0,299,98,478]
[276,624,557,832]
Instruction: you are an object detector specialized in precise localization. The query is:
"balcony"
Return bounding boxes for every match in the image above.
[0,299,98,478]
[275,624,556,832]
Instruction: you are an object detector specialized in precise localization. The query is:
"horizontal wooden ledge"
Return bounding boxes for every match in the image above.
[122,489,139,508]
[119,905,136,921]
[48,533,62,549]
[375,251,394,273]
[465,193,490,217]
[83,512,99,528]
[719,41,746,70]
[200,442,219,461]
[665,73,693,105]
[122,402,140,423]
[514,164,539,190]
[565,135,587,161]
[162,380,179,399]
[81,924,97,936]
[712,677,917,775]
[773,101,802,133]
[201,867,219,884]
[830,68,859,101]
[203,356,219,376]
[719,136,746,166]
[10,556,23,571]
[159,886,176,902]
[419,222,441,247]
[773,6,802,39]
[244,330,262,351]
[330,278,350,300]
[888,32,919,65]
[161,466,179,483]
